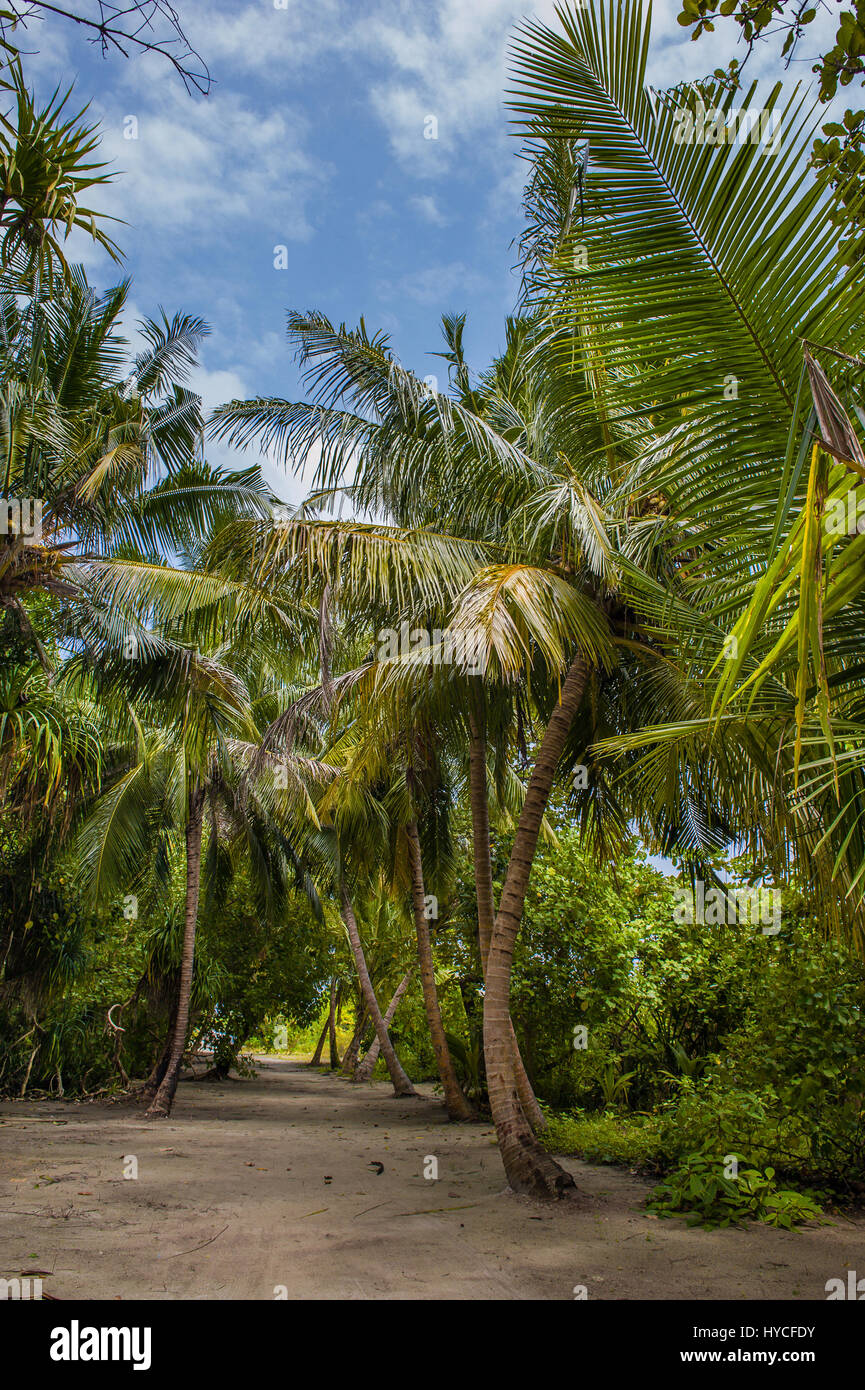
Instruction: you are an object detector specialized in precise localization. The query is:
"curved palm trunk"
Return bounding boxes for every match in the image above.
[309,1012,329,1066]
[146,786,205,1119]
[339,881,417,1097]
[483,653,590,1197]
[141,984,178,1098]
[468,703,546,1131]
[405,822,474,1120]
[341,1001,368,1077]
[354,968,413,1083]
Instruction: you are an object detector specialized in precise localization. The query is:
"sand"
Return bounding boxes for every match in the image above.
[1,1056,862,1300]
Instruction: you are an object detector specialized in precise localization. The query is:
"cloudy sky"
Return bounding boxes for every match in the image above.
[23,0,835,501]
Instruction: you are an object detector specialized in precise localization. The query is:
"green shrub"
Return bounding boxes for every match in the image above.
[647,1153,827,1230]
[540,1110,666,1170]
[657,927,865,1187]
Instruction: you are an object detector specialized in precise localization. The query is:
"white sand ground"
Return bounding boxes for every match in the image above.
[1,1056,862,1300]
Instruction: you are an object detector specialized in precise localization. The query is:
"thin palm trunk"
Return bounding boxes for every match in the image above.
[405,821,474,1120]
[483,653,590,1197]
[341,1001,368,1077]
[354,968,413,1083]
[141,981,178,1098]
[339,880,417,1096]
[468,701,546,1131]
[143,1033,171,1098]
[328,978,341,1069]
[146,785,205,1119]
[309,1013,329,1066]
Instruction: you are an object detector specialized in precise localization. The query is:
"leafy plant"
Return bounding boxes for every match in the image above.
[648,1152,826,1229]
[598,1061,637,1111]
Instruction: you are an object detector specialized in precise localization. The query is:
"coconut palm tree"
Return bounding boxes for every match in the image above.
[0,267,272,627]
[203,0,861,1195]
[510,0,865,939]
[319,691,474,1117]
[71,530,330,1116]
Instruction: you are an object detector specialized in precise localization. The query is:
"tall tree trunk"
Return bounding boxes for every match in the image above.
[483,653,590,1197]
[405,821,474,1120]
[146,785,205,1119]
[339,881,417,1097]
[468,702,546,1131]
[354,968,413,1083]
[308,1011,328,1061]
[340,1001,368,1077]
[141,984,178,1098]
[328,978,341,1069]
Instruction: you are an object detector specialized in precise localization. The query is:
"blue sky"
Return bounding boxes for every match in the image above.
[24,0,837,503]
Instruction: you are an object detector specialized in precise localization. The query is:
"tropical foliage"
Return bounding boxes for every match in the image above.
[2,0,864,1222]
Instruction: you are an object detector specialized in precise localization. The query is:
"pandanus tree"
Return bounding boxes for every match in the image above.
[0,266,271,625]
[0,50,121,282]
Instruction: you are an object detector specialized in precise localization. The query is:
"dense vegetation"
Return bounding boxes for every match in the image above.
[2,0,865,1226]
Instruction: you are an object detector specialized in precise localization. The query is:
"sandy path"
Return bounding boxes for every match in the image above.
[0,1057,862,1300]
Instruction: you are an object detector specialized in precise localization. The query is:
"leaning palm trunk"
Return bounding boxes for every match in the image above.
[141,981,178,1098]
[339,881,417,1096]
[341,1002,369,1077]
[309,1013,329,1066]
[405,822,474,1120]
[146,787,205,1119]
[354,968,414,1083]
[483,653,590,1196]
[468,705,546,1131]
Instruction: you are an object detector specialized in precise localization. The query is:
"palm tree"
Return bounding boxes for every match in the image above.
[208,311,613,1191]
[510,0,865,939]
[405,820,475,1119]
[73,546,328,1116]
[0,268,271,625]
[353,966,413,1083]
[336,879,417,1097]
[203,0,860,1194]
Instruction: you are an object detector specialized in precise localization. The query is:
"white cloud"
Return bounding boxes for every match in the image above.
[180,0,347,81]
[192,361,313,504]
[357,199,394,228]
[89,86,330,244]
[377,260,491,306]
[409,194,450,226]
[190,364,248,415]
[353,0,826,167]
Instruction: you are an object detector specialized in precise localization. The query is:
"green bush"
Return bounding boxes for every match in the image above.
[540,1110,666,1170]
[657,926,865,1187]
[647,1153,827,1230]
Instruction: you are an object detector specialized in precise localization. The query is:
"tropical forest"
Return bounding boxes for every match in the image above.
[1,0,865,1332]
